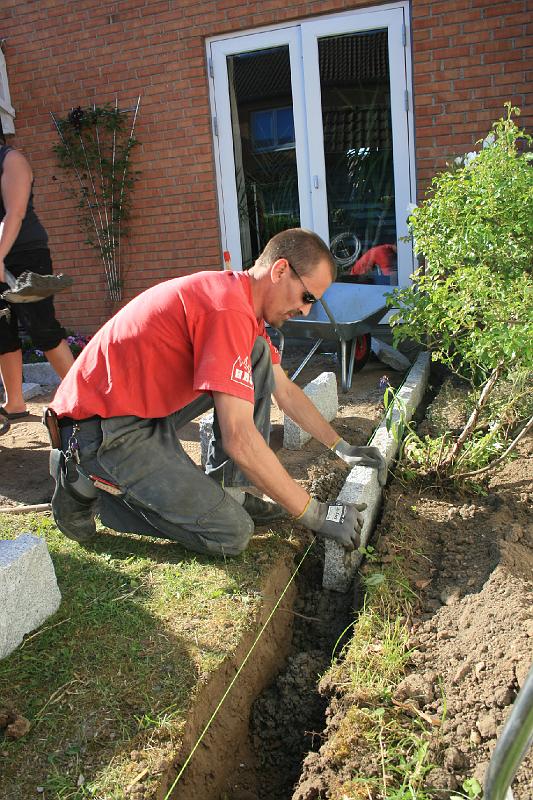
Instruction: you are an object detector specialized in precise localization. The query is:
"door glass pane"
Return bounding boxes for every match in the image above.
[318,30,398,286]
[227,47,300,267]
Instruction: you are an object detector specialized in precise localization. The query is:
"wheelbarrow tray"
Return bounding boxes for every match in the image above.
[279,284,387,341]
[276,284,387,391]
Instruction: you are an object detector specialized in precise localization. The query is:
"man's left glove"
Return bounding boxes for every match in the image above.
[333,438,387,486]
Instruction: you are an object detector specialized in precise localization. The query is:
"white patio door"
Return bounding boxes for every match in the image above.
[208,4,414,294]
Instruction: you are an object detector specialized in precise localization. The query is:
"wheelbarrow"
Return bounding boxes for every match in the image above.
[275,283,387,392]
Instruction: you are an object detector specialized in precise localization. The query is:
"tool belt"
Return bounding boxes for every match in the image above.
[42,407,101,447]
[43,407,122,498]
[42,406,62,449]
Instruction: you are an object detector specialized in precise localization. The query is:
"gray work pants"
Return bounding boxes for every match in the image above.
[59,337,274,556]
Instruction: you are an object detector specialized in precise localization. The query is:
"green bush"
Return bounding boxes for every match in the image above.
[387,105,533,479]
[390,104,532,384]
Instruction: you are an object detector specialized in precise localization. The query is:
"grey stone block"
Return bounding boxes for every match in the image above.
[1,380,41,400]
[371,337,411,371]
[199,411,214,468]
[22,382,42,401]
[22,362,60,386]
[0,534,61,660]
[323,465,381,592]
[371,350,431,465]
[323,352,430,592]
[284,372,338,450]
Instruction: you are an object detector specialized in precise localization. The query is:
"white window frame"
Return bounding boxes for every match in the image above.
[251,106,296,153]
[0,47,15,135]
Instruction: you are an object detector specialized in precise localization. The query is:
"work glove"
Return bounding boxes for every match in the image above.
[296,497,367,551]
[332,438,387,486]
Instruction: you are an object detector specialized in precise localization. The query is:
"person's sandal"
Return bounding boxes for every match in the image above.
[0,408,30,420]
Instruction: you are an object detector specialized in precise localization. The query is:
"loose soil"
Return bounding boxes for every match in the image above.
[289,386,533,799]
[1,352,532,798]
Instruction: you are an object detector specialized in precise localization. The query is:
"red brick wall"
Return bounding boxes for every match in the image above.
[412,0,531,197]
[1,1,531,332]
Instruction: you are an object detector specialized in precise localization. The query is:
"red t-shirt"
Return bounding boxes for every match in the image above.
[51,271,281,420]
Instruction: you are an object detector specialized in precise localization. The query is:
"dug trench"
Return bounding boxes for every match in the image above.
[157,355,406,800]
[159,466,356,800]
[157,353,415,800]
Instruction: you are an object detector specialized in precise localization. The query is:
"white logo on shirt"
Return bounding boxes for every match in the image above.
[231,355,253,388]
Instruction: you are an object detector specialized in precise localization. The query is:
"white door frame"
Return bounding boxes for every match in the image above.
[207,2,416,288]
[209,27,313,269]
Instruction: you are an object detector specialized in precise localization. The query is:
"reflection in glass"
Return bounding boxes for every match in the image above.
[227,48,300,267]
[318,30,398,285]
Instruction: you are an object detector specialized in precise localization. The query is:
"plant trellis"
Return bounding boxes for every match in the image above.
[51,97,141,301]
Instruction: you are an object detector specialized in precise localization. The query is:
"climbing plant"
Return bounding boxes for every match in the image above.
[51,98,141,301]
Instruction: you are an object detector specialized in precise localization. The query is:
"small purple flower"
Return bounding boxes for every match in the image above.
[379,375,391,389]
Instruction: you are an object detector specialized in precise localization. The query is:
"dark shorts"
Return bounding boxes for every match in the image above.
[0,248,67,354]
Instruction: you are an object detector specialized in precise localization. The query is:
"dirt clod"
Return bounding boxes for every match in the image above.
[4,714,31,739]
[393,672,435,707]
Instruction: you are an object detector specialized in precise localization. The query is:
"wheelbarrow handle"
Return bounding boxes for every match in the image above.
[319,297,341,339]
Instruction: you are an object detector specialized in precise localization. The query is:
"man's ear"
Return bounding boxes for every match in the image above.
[270,258,288,285]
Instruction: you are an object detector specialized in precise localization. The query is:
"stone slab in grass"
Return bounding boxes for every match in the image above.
[284,371,338,450]
[0,533,61,659]
[323,351,431,592]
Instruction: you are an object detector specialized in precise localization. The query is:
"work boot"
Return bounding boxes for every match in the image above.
[242,492,288,524]
[50,453,97,544]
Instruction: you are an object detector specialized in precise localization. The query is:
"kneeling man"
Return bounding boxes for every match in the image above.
[45,229,385,556]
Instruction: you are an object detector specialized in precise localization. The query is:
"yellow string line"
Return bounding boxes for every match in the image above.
[162,536,316,800]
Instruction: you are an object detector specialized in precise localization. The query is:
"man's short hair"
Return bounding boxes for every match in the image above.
[259,228,337,280]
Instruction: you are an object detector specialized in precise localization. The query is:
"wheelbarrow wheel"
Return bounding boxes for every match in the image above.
[352,333,371,372]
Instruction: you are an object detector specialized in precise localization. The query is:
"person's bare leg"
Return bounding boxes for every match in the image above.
[0,349,26,413]
[44,339,75,379]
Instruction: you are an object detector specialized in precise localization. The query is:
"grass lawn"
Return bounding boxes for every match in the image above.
[0,513,296,799]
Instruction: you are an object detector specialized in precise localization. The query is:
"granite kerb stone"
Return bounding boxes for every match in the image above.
[0,534,61,660]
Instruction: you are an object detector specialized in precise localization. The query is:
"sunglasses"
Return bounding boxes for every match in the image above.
[286,260,319,305]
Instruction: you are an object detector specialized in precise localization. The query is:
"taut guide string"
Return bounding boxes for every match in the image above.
[162,536,317,799]
[162,366,405,796]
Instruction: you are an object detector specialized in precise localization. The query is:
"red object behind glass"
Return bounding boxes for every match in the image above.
[350,244,397,277]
